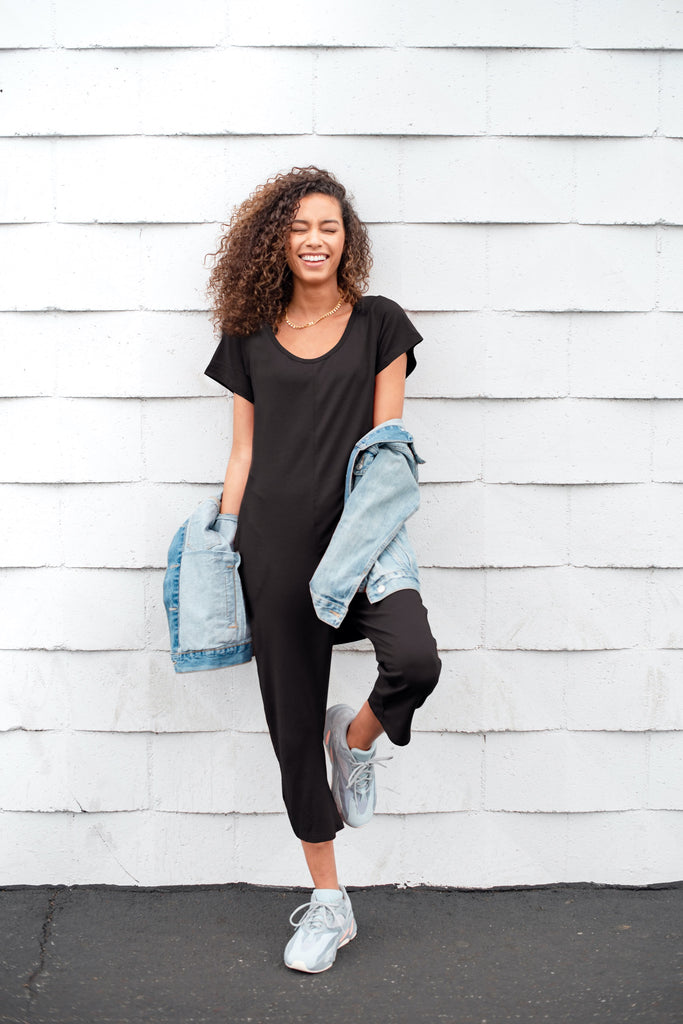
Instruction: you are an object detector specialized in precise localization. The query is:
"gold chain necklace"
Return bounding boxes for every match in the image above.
[285,294,343,330]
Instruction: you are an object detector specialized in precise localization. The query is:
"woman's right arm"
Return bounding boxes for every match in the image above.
[219,394,254,515]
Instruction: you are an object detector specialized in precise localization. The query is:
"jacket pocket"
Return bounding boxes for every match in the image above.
[177,549,243,652]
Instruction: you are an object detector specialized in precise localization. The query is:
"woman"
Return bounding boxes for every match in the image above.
[205,167,441,973]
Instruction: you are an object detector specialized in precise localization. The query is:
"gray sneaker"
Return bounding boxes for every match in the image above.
[324,704,390,828]
[284,886,356,973]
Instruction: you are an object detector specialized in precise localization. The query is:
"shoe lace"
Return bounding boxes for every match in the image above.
[347,753,392,797]
[289,899,339,932]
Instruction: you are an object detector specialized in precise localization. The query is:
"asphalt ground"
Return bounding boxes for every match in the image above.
[1,883,681,1024]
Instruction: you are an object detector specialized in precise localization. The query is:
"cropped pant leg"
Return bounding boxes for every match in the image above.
[343,589,441,746]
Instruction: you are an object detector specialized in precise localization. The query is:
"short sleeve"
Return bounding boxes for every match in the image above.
[374,297,423,378]
[205,332,254,403]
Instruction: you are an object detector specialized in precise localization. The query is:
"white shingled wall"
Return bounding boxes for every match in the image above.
[1,1,682,887]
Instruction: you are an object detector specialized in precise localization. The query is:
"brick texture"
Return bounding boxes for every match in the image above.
[1,2,682,889]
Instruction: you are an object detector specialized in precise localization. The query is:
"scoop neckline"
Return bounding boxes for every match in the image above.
[267,303,358,364]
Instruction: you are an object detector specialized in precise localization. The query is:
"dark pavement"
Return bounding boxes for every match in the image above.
[1,883,681,1024]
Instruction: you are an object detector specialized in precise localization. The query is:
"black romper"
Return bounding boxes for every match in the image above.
[205,295,441,843]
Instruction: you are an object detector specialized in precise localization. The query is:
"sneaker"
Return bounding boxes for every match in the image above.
[284,886,357,973]
[324,704,390,828]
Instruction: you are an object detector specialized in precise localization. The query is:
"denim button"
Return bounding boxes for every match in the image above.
[377,584,385,594]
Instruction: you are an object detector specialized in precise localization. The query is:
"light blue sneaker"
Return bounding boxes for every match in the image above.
[324,704,390,828]
[284,886,356,973]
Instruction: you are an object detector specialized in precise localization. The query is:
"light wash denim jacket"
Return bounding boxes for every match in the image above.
[163,500,252,672]
[164,419,423,671]
[309,419,424,627]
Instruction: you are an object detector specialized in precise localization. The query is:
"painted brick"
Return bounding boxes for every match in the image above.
[232,813,313,887]
[570,484,683,568]
[402,0,574,47]
[219,136,402,226]
[488,50,659,136]
[660,53,683,137]
[316,50,487,136]
[151,733,234,813]
[0,651,69,732]
[381,733,482,814]
[0,484,61,567]
[569,312,683,399]
[58,482,211,568]
[650,569,683,649]
[658,227,683,312]
[405,398,483,483]
[565,810,683,885]
[0,398,143,483]
[0,733,145,813]
[332,815,405,888]
[0,225,144,311]
[576,0,683,50]
[565,651,683,732]
[420,567,484,651]
[414,482,568,569]
[401,812,570,887]
[415,650,567,734]
[54,137,227,225]
[652,402,683,483]
[228,0,401,46]
[485,732,648,812]
[40,312,216,399]
[63,651,242,733]
[141,224,217,312]
[401,137,575,224]
[60,811,235,886]
[1,313,57,397]
[55,0,228,48]
[370,224,487,311]
[0,811,75,886]
[408,312,569,400]
[53,135,401,226]
[648,733,683,809]
[0,568,145,650]
[483,399,651,484]
[68,733,150,812]
[0,49,314,137]
[0,139,54,222]
[0,732,72,811]
[234,812,405,887]
[575,138,683,227]
[485,567,651,651]
[230,0,574,49]
[0,0,54,46]
[143,398,230,484]
[488,225,657,312]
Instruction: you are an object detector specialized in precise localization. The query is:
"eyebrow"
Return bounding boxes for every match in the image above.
[291,218,341,226]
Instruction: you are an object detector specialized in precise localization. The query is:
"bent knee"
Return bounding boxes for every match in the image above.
[394,645,441,699]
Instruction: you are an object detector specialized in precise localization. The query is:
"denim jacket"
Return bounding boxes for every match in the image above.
[163,500,252,672]
[309,419,424,627]
[164,419,423,671]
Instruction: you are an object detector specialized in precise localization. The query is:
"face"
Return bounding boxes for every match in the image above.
[285,192,346,287]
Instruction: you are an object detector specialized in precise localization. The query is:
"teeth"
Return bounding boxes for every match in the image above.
[302,255,327,262]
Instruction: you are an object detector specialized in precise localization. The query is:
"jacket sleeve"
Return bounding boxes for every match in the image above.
[309,444,420,626]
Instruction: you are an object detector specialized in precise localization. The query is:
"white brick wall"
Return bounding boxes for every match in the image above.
[1,2,682,888]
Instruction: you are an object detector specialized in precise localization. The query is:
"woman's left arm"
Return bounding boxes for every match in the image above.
[373,352,407,427]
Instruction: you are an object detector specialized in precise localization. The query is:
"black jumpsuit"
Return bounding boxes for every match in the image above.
[205,295,441,843]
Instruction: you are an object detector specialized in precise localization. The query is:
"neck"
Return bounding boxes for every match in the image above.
[288,281,341,319]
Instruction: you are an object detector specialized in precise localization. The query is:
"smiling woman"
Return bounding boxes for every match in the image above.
[203,166,441,974]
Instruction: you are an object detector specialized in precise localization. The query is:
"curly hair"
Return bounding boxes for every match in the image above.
[207,166,372,337]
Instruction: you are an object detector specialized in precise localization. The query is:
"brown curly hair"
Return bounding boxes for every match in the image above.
[207,166,372,337]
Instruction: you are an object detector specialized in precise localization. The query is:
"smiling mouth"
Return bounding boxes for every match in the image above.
[300,254,328,263]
